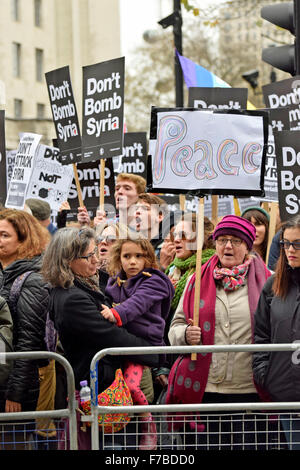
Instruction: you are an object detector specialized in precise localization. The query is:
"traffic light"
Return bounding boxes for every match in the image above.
[261,0,300,76]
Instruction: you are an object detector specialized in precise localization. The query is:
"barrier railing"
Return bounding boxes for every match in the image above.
[0,351,78,450]
[89,343,300,450]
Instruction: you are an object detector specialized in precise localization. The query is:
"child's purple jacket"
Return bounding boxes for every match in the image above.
[105,268,175,346]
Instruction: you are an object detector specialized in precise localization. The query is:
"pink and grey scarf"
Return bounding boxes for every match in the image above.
[213,257,252,292]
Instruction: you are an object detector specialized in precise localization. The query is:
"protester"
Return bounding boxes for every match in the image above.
[0,296,13,387]
[77,173,147,227]
[0,209,50,413]
[41,227,159,395]
[130,193,169,259]
[241,206,270,262]
[95,222,128,272]
[267,208,283,271]
[253,215,300,450]
[166,213,215,310]
[102,235,174,450]
[25,198,57,235]
[152,213,215,393]
[166,215,272,449]
[158,210,184,271]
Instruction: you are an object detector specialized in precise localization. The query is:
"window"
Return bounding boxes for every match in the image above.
[14,99,23,119]
[34,0,42,27]
[12,42,21,77]
[35,48,43,82]
[11,0,20,21]
[37,103,45,119]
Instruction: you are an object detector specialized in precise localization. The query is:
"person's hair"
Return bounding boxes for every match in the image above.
[272,215,300,299]
[116,173,146,194]
[95,221,130,240]
[0,209,50,261]
[41,227,96,288]
[174,212,215,251]
[242,209,269,260]
[107,234,159,276]
[136,193,169,217]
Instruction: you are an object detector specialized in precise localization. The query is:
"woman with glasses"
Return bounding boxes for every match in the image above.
[253,215,300,450]
[95,222,129,292]
[42,227,158,390]
[166,214,271,449]
[153,214,215,392]
[42,227,159,450]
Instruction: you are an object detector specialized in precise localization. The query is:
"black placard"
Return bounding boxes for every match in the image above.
[82,57,124,163]
[188,87,248,110]
[262,76,300,131]
[114,132,147,180]
[45,66,82,165]
[274,130,300,222]
[67,158,115,221]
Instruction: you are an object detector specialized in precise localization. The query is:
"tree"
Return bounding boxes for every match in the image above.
[124,0,290,132]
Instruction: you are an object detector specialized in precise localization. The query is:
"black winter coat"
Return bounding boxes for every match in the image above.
[0,256,49,411]
[253,268,300,402]
[49,278,159,392]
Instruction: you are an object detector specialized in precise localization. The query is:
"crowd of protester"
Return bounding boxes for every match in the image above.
[0,172,299,450]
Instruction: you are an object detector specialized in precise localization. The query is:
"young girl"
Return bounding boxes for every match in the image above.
[101,236,175,451]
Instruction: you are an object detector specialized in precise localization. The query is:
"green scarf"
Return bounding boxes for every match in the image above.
[166,248,215,312]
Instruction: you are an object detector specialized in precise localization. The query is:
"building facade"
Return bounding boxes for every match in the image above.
[0,0,121,149]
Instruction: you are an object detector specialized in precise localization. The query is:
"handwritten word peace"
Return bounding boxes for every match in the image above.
[153,115,262,184]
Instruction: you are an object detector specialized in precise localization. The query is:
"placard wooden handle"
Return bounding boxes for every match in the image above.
[191,197,204,361]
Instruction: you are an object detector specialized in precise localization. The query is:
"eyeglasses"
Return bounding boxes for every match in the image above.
[280,240,300,250]
[216,237,243,247]
[96,235,117,244]
[77,247,99,261]
[173,231,195,241]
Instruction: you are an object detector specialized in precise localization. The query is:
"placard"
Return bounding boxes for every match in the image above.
[26,145,74,211]
[262,76,300,131]
[114,132,147,180]
[45,66,82,165]
[262,107,290,202]
[274,130,300,222]
[5,133,42,209]
[188,87,248,110]
[67,158,115,221]
[148,108,268,196]
[82,57,124,162]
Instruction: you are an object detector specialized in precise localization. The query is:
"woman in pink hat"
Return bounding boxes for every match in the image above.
[166,214,272,449]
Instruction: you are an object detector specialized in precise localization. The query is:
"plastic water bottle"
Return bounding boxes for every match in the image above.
[79,380,91,404]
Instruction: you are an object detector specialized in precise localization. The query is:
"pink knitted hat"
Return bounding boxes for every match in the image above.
[212,215,256,250]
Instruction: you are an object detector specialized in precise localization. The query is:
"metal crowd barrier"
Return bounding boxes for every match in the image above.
[0,351,78,450]
[88,344,300,450]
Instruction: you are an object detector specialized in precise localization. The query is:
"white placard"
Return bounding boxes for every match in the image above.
[26,145,74,211]
[150,110,265,194]
[5,133,42,209]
